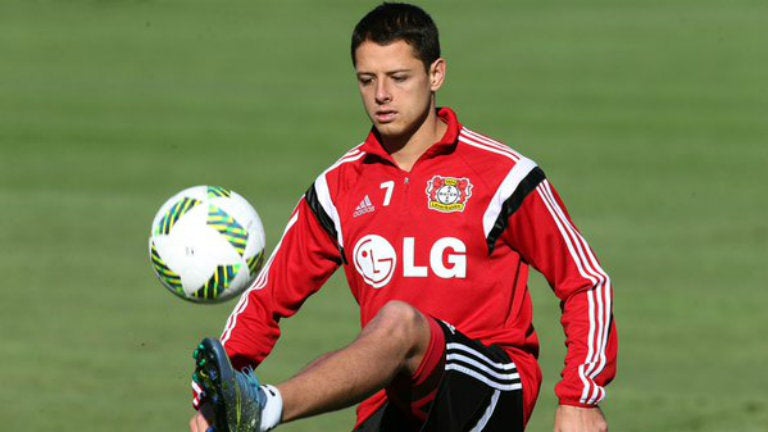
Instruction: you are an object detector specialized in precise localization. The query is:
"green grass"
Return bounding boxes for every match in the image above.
[1,1,766,430]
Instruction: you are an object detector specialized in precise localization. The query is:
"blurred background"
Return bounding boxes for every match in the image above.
[1,0,766,430]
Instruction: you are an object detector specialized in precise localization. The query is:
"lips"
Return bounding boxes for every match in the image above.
[375,109,397,123]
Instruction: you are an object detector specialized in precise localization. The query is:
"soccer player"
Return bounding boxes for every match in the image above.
[190,3,617,432]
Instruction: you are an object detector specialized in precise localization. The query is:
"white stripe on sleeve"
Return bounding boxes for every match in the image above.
[482,157,538,238]
[536,180,612,405]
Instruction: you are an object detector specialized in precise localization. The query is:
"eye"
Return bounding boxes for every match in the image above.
[392,74,408,83]
[358,76,373,86]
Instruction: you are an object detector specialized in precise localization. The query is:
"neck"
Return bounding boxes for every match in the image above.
[381,107,447,172]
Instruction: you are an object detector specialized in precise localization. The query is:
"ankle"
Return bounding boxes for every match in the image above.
[259,385,283,431]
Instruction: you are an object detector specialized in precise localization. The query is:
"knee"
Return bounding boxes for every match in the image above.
[367,301,426,344]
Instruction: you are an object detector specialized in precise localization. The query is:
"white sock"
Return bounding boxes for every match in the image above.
[259,384,283,432]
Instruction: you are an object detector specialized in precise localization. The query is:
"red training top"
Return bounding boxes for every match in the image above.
[217,107,618,427]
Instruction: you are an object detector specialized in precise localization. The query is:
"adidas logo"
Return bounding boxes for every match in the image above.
[353,195,375,218]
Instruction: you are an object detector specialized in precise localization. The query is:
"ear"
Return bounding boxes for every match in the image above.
[429,58,446,92]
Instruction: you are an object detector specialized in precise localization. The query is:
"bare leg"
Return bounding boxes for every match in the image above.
[277,300,433,423]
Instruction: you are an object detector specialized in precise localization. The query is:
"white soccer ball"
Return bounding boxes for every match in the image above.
[149,185,266,303]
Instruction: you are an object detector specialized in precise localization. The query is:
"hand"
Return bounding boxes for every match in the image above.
[554,405,608,432]
[189,403,214,432]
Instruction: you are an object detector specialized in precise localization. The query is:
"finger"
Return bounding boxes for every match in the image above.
[190,412,211,432]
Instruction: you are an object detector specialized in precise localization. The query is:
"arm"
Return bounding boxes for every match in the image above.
[555,405,608,432]
[220,194,343,371]
[504,176,617,412]
[191,189,343,423]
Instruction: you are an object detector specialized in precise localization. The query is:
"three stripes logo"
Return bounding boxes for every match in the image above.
[353,195,375,218]
[445,342,522,392]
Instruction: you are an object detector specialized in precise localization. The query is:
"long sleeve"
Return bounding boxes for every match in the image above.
[219,196,342,371]
[504,178,618,406]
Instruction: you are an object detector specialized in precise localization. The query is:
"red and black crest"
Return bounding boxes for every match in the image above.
[426,176,473,213]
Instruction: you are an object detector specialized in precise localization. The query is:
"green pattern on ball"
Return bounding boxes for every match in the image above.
[247,250,265,276]
[207,205,248,256]
[207,186,231,198]
[155,197,201,235]
[193,264,241,300]
[150,241,184,295]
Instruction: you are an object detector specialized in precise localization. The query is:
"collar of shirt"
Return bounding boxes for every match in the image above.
[360,107,463,165]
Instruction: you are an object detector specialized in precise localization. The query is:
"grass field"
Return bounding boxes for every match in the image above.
[1,1,766,430]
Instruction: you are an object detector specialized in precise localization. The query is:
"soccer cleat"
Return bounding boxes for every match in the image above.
[193,338,266,432]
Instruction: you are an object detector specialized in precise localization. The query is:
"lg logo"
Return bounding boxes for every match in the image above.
[352,234,467,288]
[353,235,397,288]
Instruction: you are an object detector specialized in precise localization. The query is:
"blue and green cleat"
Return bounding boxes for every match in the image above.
[193,338,266,432]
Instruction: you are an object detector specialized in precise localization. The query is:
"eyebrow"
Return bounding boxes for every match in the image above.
[356,69,413,76]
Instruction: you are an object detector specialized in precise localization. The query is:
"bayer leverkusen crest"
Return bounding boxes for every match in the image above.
[426,176,473,213]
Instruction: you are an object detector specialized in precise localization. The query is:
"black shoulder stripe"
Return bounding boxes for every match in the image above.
[304,183,347,264]
[486,167,546,254]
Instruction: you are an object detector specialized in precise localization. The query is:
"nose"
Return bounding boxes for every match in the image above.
[375,80,391,104]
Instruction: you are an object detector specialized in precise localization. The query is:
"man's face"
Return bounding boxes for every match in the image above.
[354,40,444,140]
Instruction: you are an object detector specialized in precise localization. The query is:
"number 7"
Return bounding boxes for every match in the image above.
[380,181,394,206]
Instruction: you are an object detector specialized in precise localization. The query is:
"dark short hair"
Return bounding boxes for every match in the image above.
[351,2,441,70]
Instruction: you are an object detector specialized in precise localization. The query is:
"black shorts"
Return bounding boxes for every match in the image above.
[355,320,525,432]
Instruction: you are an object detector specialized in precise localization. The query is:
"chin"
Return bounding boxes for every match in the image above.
[375,124,401,137]
[377,121,412,139]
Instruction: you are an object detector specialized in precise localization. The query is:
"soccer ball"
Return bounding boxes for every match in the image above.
[149,185,266,303]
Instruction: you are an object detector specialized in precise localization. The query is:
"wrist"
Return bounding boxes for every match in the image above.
[558,400,600,409]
